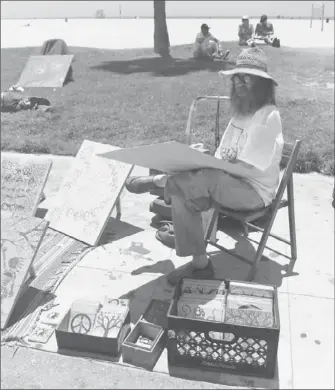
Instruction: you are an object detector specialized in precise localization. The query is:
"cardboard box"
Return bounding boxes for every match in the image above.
[55,300,131,356]
[122,299,170,370]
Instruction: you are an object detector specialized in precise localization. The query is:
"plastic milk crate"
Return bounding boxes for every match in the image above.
[166,278,280,378]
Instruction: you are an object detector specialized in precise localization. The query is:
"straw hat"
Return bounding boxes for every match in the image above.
[219,47,277,85]
[242,15,249,20]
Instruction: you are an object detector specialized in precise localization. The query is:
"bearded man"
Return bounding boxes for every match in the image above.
[125,47,284,285]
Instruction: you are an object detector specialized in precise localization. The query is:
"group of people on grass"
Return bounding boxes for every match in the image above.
[193,15,280,61]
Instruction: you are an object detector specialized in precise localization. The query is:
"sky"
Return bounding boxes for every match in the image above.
[1,1,334,19]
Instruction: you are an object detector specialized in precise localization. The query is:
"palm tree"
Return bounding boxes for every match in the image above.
[153,1,171,59]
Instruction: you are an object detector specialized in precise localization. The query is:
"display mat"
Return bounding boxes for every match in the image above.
[1,228,90,343]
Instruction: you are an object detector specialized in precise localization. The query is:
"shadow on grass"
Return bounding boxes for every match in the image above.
[90,56,236,77]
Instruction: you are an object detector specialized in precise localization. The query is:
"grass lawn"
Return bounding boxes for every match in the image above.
[1,43,334,175]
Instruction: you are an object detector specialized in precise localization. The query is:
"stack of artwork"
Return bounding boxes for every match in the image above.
[225,281,275,328]
[177,279,227,322]
[1,140,134,331]
[176,279,275,328]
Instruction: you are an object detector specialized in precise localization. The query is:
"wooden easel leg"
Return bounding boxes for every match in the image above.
[116,197,121,219]
[29,265,36,279]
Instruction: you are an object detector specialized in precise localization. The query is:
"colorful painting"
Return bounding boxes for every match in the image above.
[28,323,55,344]
[177,296,226,322]
[225,294,274,328]
[103,297,130,308]
[226,294,273,311]
[224,308,274,328]
[17,55,74,88]
[228,281,274,299]
[46,140,133,246]
[1,216,49,329]
[181,279,226,297]
[1,155,52,218]
[68,300,101,334]
[91,307,128,338]
[39,307,62,327]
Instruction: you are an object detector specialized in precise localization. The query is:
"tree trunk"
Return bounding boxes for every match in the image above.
[153,1,171,58]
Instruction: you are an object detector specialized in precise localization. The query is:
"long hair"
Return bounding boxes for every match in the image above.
[230,75,276,116]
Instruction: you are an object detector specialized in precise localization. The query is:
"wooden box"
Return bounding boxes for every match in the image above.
[122,299,170,370]
[55,299,131,357]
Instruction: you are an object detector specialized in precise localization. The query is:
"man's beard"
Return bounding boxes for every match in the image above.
[230,86,257,116]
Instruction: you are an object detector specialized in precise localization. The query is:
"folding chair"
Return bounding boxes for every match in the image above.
[204,140,302,281]
[184,94,302,280]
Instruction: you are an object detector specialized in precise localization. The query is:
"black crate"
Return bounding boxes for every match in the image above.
[167,278,280,378]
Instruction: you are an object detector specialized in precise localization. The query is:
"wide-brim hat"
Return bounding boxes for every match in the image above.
[219,47,278,85]
[242,15,249,20]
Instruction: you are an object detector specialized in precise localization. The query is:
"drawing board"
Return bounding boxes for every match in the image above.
[98,141,232,174]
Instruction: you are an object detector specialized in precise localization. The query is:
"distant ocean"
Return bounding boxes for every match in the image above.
[1,18,334,49]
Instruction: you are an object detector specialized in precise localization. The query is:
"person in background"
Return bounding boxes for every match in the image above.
[125,47,283,285]
[238,16,255,46]
[193,23,230,61]
[1,90,50,113]
[255,15,280,47]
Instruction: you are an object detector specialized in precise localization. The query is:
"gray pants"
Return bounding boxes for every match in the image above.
[164,168,264,257]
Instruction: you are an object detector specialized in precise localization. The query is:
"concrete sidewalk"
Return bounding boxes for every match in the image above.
[1,346,238,389]
[1,151,334,389]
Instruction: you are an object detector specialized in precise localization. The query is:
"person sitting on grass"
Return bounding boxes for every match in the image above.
[238,16,255,46]
[255,15,280,47]
[125,47,284,285]
[1,90,50,113]
[193,23,230,61]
